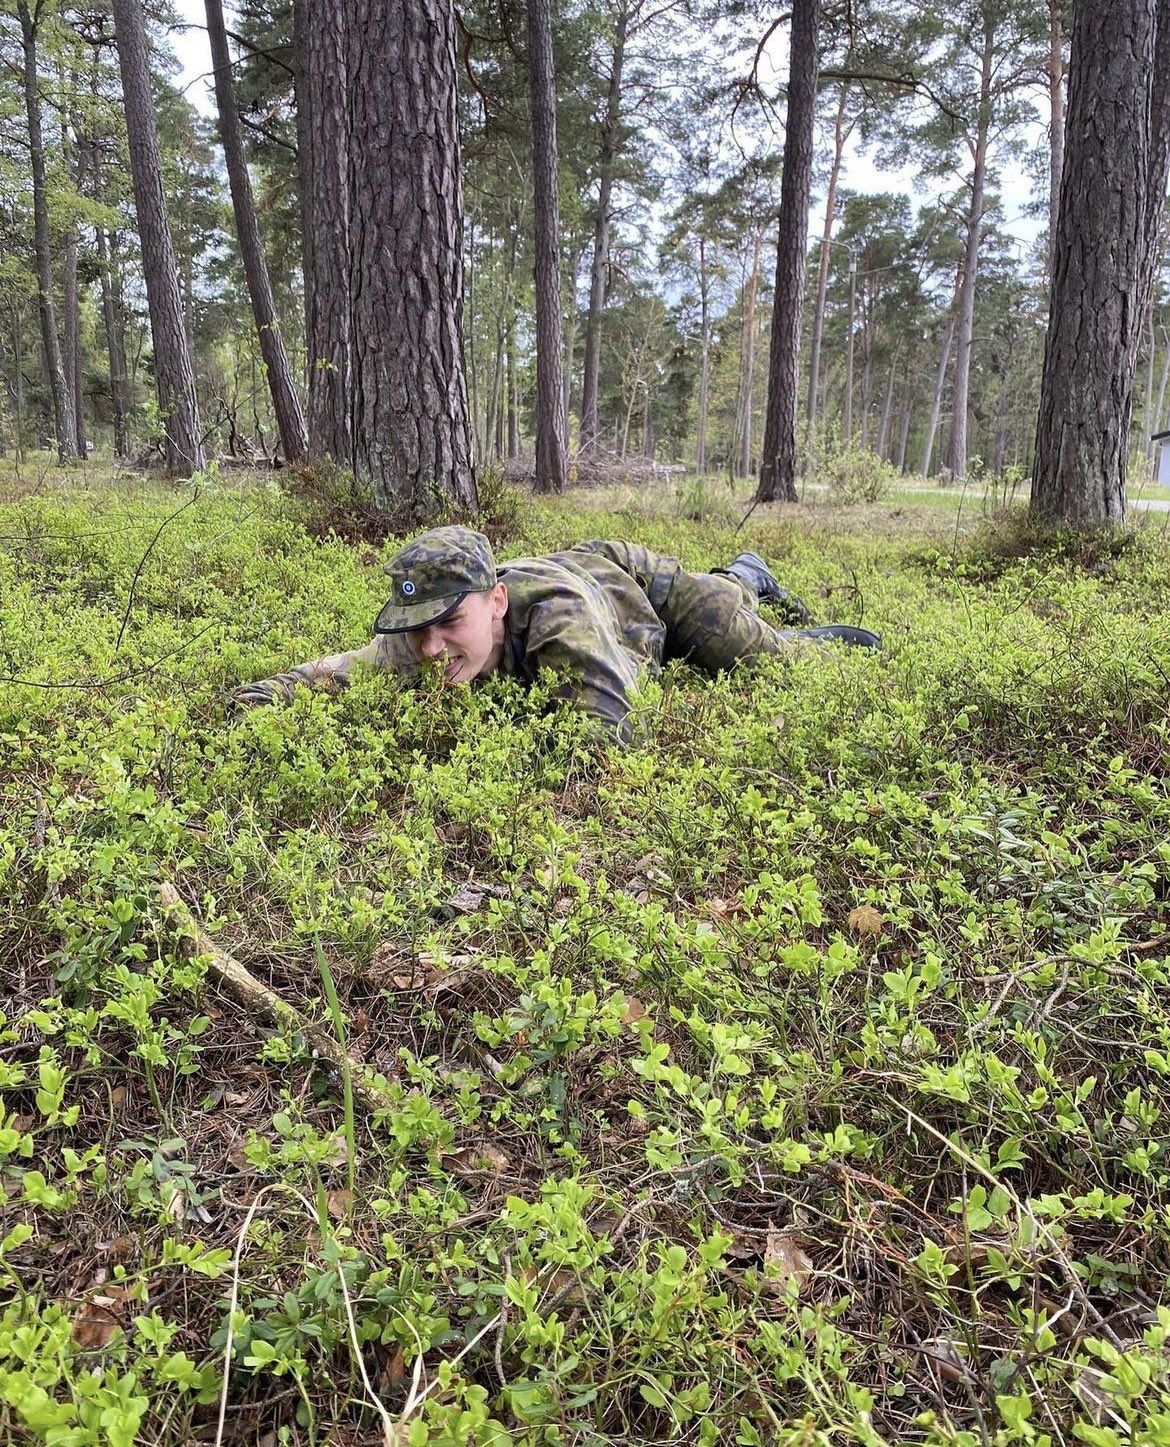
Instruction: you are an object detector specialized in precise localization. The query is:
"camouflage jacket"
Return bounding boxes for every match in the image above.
[237,547,674,739]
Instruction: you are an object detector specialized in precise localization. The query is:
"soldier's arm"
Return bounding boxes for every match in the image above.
[523,601,643,743]
[230,632,413,709]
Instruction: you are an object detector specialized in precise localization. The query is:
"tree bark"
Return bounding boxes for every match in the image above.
[206,0,306,462]
[945,11,994,482]
[63,227,84,456]
[921,295,957,477]
[876,349,899,457]
[895,357,921,472]
[112,0,205,474]
[1032,0,1170,527]
[1154,327,1170,441]
[736,231,762,477]
[1047,0,1064,283]
[806,83,849,440]
[347,0,477,518]
[302,1,353,466]
[506,309,520,458]
[95,227,130,456]
[696,233,711,472]
[1140,0,1170,317]
[17,0,77,463]
[579,0,628,449]
[289,0,312,367]
[757,0,819,502]
[527,0,567,492]
[62,63,86,457]
[843,253,856,443]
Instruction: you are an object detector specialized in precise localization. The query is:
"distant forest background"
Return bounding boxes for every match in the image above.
[0,0,1164,495]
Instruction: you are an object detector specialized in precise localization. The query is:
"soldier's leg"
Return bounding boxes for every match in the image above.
[659,566,788,671]
[661,567,881,672]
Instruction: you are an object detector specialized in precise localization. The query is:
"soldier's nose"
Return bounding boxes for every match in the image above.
[419,629,446,659]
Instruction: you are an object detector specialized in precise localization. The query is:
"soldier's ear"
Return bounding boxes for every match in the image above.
[490,582,509,619]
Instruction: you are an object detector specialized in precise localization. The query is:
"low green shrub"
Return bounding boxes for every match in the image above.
[3,474,1170,1444]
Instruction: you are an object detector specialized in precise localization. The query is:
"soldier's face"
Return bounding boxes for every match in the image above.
[407,583,509,683]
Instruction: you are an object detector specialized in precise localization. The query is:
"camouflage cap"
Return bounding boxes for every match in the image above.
[374,525,498,634]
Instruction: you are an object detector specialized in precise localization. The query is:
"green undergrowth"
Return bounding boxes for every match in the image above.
[3,470,1170,1444]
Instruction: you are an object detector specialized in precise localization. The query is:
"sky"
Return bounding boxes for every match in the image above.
[166,0,1045,257]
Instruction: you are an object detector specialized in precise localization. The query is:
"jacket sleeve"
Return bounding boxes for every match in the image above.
[230,632,415,709]
[522,598,643,743]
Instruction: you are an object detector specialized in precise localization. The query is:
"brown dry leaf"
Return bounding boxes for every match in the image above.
[370,942,435,990]
[72,1301,121,1350]
[846,905,885,938]
[326,1189,354,1221]
[224,1090,249,1107]
[380,1343,406,1391]
[762,1230,812,1297]
[96,1236,136,1259]
[71,1285,134,1350]
[444,1143,511,1175]
[918,1337,967,1384]
[544,1269,585,1305]
[109,1086,126,1109]
[621,995,648,1026]
[867,804,885,816]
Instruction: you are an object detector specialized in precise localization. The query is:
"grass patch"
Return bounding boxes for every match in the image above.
[3,468,1170,1444]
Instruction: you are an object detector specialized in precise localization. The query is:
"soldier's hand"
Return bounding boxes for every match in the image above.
[227,680,284,712]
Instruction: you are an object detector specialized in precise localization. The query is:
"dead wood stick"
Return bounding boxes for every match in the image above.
[157,881,395,1114]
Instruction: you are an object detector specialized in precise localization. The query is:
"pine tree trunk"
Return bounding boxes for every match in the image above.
[806,83,848,440]
[921,296,958,477]
[895,360,920,473]
[563,242,582,435]
[579,0,628,449]
[302,1,353,466]
[945,15,993,483]
[347,0,477,518]
[62,62,87,456]
[843,255,856,442]
[756,0,819,502]
[527,0,567,493]
[86,64,130,458]
[1154,326,1170,438]
[1141,0,1170,317]
[292,0,313,363]
[18,0,77,463]
[206,0,306,461]
[696,234,711,472]
[737,231,762,478]
[876,349,899,457]
[468,215,481,458]
[1047,0,1064,283]
[1031,0,1170,527]
[859,287,875,448]
[112,0,205,474]
[1146,309,1157,460]
[63,227,84,456]
[96,227,130,456]
[507,310,520,458]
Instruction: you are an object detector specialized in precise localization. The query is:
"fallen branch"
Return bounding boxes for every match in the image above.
[157,882,395,1114]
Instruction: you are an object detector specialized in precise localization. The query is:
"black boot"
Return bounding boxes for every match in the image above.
[722,551,811,623]
[777,624,882,650]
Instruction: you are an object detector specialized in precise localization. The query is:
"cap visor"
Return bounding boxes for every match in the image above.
[374,592,466,635]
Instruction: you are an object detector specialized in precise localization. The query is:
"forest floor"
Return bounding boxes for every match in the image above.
[4,463,1170,1445]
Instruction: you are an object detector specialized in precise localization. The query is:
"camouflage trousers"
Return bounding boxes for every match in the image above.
[568,540,787,673]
